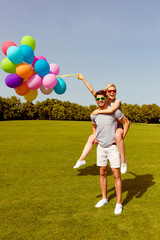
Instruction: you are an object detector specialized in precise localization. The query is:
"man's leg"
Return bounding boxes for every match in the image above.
[100,166,107,199]
[95,145,108,208]
[112,168,122,203]
[95,166,108,208]
[112,168,123,214]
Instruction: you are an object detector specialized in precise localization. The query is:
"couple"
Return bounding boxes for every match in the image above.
[73,74,130,215]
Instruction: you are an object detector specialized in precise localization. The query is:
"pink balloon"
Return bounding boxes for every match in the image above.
[32,56,47,67]
[49,63,60,76]
[27,74,43,90]
[43,73,57,88]
[40,84,53,95]
[2,41,17,56]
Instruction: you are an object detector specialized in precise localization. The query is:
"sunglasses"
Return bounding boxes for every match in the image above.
[95,97,106,101]
[106,90,116,93]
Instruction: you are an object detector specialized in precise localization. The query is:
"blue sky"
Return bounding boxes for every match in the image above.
[0,0,160,106]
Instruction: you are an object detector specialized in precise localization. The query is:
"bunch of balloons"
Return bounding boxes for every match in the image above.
[1,35,67,102]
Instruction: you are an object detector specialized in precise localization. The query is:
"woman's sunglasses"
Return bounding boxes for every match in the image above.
[106,90,116,93]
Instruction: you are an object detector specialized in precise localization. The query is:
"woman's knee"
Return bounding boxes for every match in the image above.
[115,129,123,142]
[88,133,96,143]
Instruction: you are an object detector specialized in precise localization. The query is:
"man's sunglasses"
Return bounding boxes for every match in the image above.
[95,97,106,101]
[106,90,116,93]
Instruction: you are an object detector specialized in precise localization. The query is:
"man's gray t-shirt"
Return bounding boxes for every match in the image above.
[90,108,123,148]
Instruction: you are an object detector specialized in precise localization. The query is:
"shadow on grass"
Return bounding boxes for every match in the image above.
[107,172,155,206]
[77,167,155,206]
[77,164,112,176]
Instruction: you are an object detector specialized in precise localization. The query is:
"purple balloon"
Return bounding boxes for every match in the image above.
[5,74,23,88]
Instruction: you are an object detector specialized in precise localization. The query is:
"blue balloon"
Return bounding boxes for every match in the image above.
[20,45,34,64]
[34,59,50,77]
[7,46,23,64]
[53,78,67,94]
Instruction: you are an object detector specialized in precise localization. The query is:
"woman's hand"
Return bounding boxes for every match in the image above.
[77,73,85,80]
[92,109,100,115]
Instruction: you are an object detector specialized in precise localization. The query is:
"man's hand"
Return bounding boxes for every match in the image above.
[93,138,99,146]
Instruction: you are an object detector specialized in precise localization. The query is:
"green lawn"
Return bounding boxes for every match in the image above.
[0,121,160,240]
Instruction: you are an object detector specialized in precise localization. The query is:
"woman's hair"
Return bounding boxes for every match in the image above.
[104,83,117,92]
[95,90,107,98]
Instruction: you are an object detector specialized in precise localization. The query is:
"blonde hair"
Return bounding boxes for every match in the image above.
[104,83,117,92]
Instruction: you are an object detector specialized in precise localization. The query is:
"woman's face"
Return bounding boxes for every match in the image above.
[106,86,117,101]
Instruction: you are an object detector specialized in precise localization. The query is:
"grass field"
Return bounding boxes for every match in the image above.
[0,120,160,240]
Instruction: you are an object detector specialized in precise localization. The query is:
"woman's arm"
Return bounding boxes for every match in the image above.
[92,99,121,115]
[77,74,96,97]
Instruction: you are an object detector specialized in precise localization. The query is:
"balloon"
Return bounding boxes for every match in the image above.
[27,74,43,90]
[5,74,23,88]
[32,56,47,67]
[16,63,33,79]
[1,58,18,73]
[20,45,34,64]
[43,73,57,88]
[50,63,60,76]
[24,89,38,102]
[53,78,67,94]
[34,59,50,77]
[40,84,53,95]
[21,35,36,51]
[2,41,17,56]
[15,82,30,96]
[7,46,23,64]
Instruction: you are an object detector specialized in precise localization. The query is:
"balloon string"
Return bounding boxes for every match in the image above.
[56,74,78,78]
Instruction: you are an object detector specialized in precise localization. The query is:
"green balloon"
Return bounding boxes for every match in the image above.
[21,35,36,51]
[1,58,18,73]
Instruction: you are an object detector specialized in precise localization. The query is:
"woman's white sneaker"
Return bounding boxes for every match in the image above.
[73,160,86,169]
[121,159,127,174]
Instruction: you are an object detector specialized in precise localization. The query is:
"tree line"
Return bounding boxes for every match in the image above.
[0,96,160,123]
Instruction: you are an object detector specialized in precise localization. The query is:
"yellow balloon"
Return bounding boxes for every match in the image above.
[24,89,38,102]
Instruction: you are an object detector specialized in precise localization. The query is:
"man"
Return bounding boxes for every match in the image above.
[91,90,130,215]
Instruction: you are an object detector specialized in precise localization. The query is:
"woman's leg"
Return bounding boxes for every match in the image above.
[73,133,96,169]
[78,132,96,161]
[115,128,125,164]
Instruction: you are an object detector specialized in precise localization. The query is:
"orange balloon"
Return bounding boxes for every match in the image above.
[15,82,30,96]
[16,63,33,79]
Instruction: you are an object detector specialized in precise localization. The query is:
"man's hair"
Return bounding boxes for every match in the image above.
[95,90,107,98]
[104,83,116,92]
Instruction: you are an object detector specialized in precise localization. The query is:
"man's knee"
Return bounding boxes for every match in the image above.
[112,169,121,180]
[100,167,107,177]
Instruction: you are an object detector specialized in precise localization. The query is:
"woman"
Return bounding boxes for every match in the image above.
[73,74,128,174]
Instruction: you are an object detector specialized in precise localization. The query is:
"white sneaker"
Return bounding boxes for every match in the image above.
[95,198,108,208]
[114,203,123,215]
[121,159,127,174]
[73,160,86,169]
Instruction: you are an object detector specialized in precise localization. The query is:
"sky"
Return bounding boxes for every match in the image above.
[0,0,160,106]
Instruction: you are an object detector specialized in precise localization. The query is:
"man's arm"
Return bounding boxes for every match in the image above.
[92,123,97,133]
[119,115,130,138]
[77,74,96,97]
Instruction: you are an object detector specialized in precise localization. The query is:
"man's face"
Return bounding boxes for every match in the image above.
[95,94,107,107]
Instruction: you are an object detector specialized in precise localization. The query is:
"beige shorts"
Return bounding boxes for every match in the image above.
[97,144,121,168]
